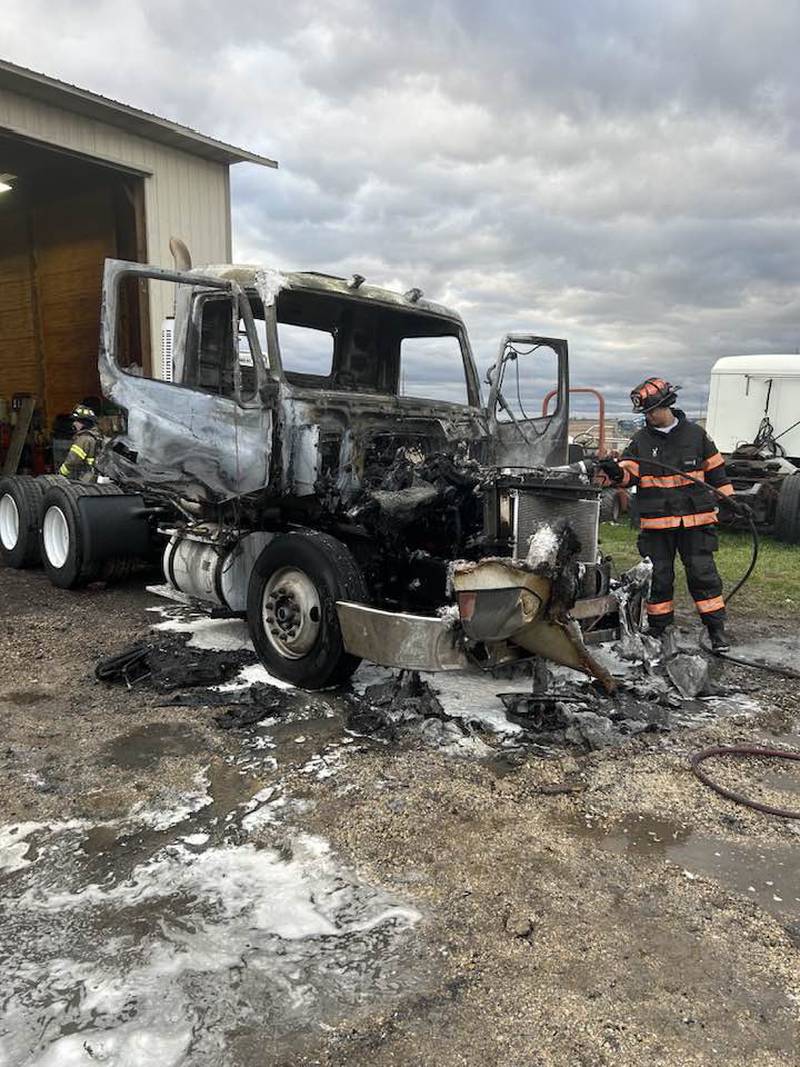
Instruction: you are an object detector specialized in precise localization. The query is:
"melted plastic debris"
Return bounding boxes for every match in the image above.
[353,664,522,737]
[665,652,710,699]
[349,670,501,754]
[97,632,256,691]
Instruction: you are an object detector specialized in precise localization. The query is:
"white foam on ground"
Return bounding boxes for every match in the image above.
[0,822,45,874]
[353,663,522,735]
[0,820,92,874]
[128,769,212,831]
[216,662,294,691]
[4,826,421,1065]
[181,832,210,846]
[29,1022,192,1067]
[153,615,255,652]
[299,749,346,779]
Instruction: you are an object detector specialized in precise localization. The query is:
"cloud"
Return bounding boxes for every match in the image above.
[3,0,800,414]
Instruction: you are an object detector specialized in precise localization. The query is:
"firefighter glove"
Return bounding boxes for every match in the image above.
[597,457,624,484]
[722,497,752,518]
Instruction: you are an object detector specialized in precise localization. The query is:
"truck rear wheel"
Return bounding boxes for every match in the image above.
[40,482,123,588]
[247,530,367,689]
[774,473,800,544]
[0,475,65,568]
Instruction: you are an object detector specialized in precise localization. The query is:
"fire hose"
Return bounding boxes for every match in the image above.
[690,745,800,819]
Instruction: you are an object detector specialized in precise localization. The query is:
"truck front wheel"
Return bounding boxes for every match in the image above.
[247,530,367,689]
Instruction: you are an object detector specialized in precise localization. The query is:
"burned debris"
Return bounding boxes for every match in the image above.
[96,633,257,692]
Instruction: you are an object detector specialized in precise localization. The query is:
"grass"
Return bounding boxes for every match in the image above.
[599,521,800,619]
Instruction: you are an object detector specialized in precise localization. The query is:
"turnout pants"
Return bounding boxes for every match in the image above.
[637,525,725,633]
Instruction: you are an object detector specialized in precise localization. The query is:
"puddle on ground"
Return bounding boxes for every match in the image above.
[0,751,427,1066]
[567,810,800,923]
[103,721,206,769]
[727,635,800,676]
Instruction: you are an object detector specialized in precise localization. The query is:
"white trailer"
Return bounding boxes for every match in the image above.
[706,354,800,459]
[706,354,800,542]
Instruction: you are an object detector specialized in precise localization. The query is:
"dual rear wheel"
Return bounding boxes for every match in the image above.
[0,474,65,568]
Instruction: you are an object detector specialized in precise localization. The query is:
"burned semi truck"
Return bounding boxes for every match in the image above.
[1,257,645,688]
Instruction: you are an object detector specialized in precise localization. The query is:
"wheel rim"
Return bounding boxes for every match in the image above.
[43,506,70,569]
[261,566,321,659]
[0,494,20,550]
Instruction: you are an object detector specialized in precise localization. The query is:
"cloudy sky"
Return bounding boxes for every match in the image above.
[3,1,800,413]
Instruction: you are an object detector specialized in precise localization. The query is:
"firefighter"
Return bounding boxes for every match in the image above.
[59,404,101,483]
[599,377,741,652]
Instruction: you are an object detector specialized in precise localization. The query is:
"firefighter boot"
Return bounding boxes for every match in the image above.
[706,619,730,653]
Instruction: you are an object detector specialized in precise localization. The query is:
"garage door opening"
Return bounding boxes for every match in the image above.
[0,132,148,472]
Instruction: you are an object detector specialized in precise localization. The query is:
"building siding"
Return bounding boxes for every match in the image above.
[0,84,232,366]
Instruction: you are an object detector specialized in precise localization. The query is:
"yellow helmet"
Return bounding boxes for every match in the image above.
[71,404,97,424]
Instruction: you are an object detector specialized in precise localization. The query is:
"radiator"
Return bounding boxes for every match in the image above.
[513,488,600,563]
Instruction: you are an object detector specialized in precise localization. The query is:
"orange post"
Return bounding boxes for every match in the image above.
[542,387,607,457]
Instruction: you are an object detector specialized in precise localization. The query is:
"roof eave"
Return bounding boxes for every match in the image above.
[0,58,278,169]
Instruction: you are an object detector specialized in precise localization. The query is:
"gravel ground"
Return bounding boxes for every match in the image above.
[1,565,799,1066]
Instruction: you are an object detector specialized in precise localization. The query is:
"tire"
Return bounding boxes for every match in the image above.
[0,475,67,568]
[247,530,368,689]
[39,482,122,588]
[598,488,622,524]
[774,473,800,544]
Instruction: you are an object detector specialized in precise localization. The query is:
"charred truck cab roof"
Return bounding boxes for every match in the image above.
[95,256,643,692]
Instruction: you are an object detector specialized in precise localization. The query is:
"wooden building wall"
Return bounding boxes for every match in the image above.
[0,81,232,381]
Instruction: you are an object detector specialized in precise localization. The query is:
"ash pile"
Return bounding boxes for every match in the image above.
[347,627,743,756]
[497,626,732,752]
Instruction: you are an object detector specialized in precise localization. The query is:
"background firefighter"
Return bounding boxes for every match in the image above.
[59,404,101,483]
[600,377,739,652]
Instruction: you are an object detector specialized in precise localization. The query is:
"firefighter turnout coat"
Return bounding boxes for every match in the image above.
[59,427,101,483]
[619,410,734,529]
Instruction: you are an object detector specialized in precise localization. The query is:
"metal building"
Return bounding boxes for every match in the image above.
[0,58,275,458]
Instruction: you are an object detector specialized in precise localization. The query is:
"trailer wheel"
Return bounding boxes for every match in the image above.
[247,530,367,689]
[40,483,122,588]
[774,473,800,544]
[0,475,65,568]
